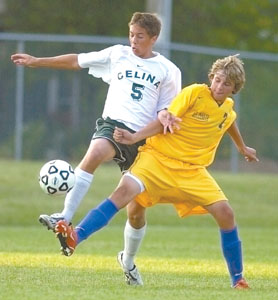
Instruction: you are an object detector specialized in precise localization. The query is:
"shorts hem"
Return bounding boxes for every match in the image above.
[92,135,126,163]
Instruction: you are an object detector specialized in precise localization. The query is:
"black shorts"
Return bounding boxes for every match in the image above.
[92,117,145,172]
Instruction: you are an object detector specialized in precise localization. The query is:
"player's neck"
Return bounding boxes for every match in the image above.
[137,51,157,59]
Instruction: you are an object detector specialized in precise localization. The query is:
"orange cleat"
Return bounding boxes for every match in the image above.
[55,220,78,256]
[233,278,250,289]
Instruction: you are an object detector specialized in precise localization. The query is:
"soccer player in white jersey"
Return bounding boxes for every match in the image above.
[11,12,181,282]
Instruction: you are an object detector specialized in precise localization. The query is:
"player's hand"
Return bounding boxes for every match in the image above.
[158,110,181,134]
[11,53,37,67]
[241,146,259,162]
[113,127,136,145]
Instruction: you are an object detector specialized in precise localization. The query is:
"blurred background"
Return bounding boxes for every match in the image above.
[0,0,277,173]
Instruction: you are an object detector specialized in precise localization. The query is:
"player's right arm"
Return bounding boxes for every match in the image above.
[113,111,181,145]
[113,119,163,145]
[11,53,81,70]
[227,121,259,162]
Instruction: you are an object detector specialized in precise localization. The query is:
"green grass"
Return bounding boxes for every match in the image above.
[0,160,277,299]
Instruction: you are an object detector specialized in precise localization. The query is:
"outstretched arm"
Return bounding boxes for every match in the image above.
[11,53,81,70]
[227,121,259,162]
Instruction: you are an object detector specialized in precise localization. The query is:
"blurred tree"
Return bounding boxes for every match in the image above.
[1,0,144,36]
[2,0,278,52]
[172,0,278,52]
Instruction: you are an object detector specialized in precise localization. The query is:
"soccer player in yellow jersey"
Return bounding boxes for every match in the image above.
[54,55,259,289]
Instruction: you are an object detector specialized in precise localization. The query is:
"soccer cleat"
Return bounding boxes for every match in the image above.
[233,278,250,289]
[117,251,143,286]
[39,213,65,231]
[55,220,77,256]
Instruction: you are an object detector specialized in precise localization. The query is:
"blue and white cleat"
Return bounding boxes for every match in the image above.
[117,251,143,286]
[39,213,65,231]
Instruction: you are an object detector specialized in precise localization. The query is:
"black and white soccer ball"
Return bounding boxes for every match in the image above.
[39,160,75,195]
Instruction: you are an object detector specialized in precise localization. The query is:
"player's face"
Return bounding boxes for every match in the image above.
[210,71,236,103]
[129,24,157,59]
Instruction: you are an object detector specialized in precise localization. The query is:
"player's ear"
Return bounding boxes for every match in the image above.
[232,83,237,94]
[151,35,158,44]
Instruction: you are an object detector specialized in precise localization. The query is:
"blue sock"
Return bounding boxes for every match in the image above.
[75,198,118,244]
[220,226,243,286]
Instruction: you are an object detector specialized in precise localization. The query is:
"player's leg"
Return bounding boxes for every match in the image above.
[123,200,146,268]
[116,150,167,286]
[205,200,235,229]
[177,166,248,288]
[39,138,116,230]
[55,173,142,256]
[40,116,144,230]
[117,200,146,285]
[205,201,248,288]
[61,138,116,221]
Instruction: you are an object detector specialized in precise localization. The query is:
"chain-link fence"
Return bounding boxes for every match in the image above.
[1,33,277,173]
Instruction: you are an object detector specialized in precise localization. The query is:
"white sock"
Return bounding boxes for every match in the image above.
[123,220,146,270]
[61,167,93,222]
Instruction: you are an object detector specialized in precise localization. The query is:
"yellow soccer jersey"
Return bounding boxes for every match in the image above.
[146,83,236,166]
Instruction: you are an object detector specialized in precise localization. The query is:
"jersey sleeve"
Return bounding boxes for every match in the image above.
[168,84,197,117]
[78,45,120,83]
[156,65,182,112]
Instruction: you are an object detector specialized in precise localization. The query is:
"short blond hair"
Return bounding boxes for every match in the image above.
[208,55,246,94]
[129,12,161,37]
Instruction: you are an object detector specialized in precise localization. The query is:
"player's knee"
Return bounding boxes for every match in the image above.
[86,139,115,164]
[218,205,235,228]
[127,201,146,228]
[128,212,145,228]
[208,201,235,228]
[222,206,235,222]
[89,147,108,162]
[79,149,106,173]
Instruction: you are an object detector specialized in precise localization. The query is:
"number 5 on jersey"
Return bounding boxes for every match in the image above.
[131,83,145,101]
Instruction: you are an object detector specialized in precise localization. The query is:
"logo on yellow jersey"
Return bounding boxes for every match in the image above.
[192,112,209,121]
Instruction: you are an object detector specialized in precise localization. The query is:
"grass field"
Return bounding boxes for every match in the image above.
[0,159,277,300]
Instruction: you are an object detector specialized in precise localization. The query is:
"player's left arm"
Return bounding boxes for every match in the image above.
[227,121,259,162]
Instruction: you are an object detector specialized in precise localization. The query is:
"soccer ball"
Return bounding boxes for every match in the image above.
[39,160,75,195]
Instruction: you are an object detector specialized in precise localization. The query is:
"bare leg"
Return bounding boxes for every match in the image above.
[62,138,116,221]
[205,200,235,230]
[122,201,146,269]
[205,200,244,287]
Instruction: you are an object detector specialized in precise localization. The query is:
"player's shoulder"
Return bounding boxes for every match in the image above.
[154,54,181,72]
[181,83,208,94]
[110,44,130,54]
[225,96,235,107]
[95,44,130,63]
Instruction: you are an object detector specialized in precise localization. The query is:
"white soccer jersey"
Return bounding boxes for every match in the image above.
[78,45,181,131]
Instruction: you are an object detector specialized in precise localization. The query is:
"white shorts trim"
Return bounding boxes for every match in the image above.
[124,172,145,193]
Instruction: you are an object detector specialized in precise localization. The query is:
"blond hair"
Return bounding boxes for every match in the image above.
[129,12,161,38]
[208,55,246,94]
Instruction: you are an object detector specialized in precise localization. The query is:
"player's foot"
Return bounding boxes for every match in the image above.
[39,213,65,231]
[233,278,250,289]
[117,251,143,286]
[55,220,77,256]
